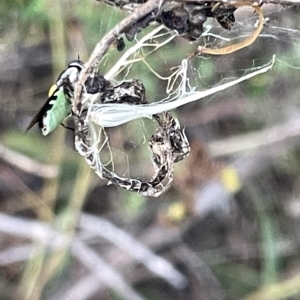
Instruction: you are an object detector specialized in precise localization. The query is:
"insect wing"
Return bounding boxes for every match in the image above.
[26,109,45,133]
[26,97,53,133]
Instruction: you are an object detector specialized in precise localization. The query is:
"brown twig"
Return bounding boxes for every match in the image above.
[73,0,160,114]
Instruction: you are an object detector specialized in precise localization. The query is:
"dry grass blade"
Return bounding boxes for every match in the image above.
[80,213,188,288]
[0,142,58,178]
[72,238,146,300]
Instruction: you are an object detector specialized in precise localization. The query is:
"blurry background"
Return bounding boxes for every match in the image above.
[1,1,300,299]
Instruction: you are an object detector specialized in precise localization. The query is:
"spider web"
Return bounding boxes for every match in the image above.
[76,3,300,194]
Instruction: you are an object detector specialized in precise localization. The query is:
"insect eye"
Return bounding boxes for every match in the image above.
[48,84,57,97]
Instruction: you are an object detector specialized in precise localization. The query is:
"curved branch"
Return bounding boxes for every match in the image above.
[73,0,160,114]
[199,5,264,55]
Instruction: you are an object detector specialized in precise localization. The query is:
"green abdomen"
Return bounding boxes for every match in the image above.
[42,88,71,135]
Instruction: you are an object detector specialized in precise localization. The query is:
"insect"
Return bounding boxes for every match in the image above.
[26,86,73,136]
[26,60,110,135]
[26,60,84,135]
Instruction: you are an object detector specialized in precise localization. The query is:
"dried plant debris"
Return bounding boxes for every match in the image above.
[74,77,190,197]
[72,54,273,196]
[158,1,236,41]
[97,0,237,41]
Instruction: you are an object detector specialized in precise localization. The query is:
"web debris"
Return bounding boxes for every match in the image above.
[72,1,280,196]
